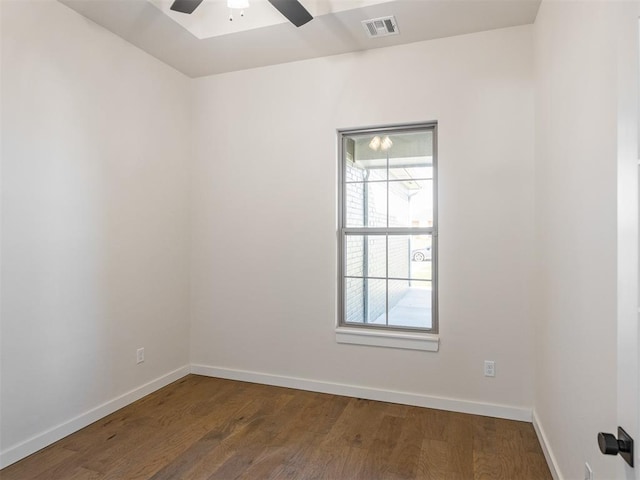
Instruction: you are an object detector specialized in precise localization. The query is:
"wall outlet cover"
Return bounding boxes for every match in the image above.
[484,360,495,377]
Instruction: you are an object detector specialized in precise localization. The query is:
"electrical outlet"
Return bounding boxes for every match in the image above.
[136,348,145,364]
[584,462,593,480]
[484,360,495,377]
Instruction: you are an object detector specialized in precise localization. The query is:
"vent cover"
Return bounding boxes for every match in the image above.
[362,16,399,38]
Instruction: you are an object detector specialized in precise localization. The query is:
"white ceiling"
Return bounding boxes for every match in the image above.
[147,0,390,39]
[58,0,541,78]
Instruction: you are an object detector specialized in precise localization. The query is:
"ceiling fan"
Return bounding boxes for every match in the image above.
[169,0,313,27]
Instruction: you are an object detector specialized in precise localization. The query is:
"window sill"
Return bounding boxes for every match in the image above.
[335,327,439,352]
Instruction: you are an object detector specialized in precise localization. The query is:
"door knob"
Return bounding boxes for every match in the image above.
[598,427,634,467]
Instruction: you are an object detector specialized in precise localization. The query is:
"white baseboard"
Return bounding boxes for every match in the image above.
[532,409,562,480]
[190,364,532,422]
[0,365,190,469]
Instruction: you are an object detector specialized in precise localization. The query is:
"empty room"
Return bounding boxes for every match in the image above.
[1,0,639,479]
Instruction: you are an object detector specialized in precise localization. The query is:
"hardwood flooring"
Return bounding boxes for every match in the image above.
[0,375,552,479]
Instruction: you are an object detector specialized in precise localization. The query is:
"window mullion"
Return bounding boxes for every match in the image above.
[386,149,390,327]
[343,227,433,235]
[384,234,388,327]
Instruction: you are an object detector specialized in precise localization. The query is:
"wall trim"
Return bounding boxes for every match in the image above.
[0,365,190,469]
[335,327,440,351]
[532,409,562,480]
[191,364,532,422]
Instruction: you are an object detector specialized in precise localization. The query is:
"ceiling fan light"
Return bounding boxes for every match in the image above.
[381,136,393,150]
[369,136,381,151]
[227,0,249,9]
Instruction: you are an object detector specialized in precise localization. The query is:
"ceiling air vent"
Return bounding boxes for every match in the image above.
[362,16,399,38]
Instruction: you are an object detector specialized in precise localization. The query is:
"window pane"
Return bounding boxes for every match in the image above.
[367,236,386,277]
[366,183,387,227]
[387,280,432,329]
[387,130,433,165]
[344,277,364,323]
[345,134,388,181]
[344,278,387,326]
[389,165,432,181]
[345,235,364,277]
[345,182,387,228]
[345,183,365,227]
[387,235,411,279]
[387,181,408,227]
[344,136,365,182]
[389,158,432,181]
[408,234,432,281]
[412,180,434,228]
[388,180,433,228]
[365,278,386,324]
[372,234,433,279]
[388,235,432,281]
[345,155,367,182]
[345,235,386,278]
[365,168,387,182]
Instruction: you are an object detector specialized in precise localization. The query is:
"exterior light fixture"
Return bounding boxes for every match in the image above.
[369,135,392,151]
[228,0,249,21]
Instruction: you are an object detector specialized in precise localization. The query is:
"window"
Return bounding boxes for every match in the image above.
[338,123,437,337]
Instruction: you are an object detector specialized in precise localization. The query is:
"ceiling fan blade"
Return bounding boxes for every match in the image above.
[169,0,204,14]
[267,0,313,27]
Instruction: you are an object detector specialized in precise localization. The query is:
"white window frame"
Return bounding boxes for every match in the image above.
[336,123,439,351]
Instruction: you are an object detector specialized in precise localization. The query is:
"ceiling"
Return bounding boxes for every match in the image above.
[146,0,391,39]
[58,0,541,78]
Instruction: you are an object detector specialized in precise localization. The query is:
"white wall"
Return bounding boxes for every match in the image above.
[14,3,635,475]
[190,26,535,414]
[534,2,639,479]
[1,0,191,465]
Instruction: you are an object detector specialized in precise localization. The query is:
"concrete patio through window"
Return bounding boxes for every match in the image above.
[370,285,432,329]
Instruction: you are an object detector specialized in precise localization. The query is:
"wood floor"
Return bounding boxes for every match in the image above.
[1,375,551,480]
